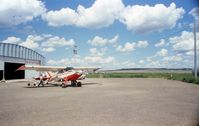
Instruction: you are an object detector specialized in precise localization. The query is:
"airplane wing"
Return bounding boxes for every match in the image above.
[16,65,66,72]
[72,67,101,72]
[17,65,100,72]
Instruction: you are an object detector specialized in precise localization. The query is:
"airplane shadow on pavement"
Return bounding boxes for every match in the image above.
[82,82,100,86]
[23,82,100,88]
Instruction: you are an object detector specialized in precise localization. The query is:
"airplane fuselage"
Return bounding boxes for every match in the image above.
[36,70,84,83]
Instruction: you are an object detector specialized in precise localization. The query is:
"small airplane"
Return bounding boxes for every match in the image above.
[16,65,100,88]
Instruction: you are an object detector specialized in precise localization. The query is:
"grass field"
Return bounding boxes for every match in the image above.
[87,72,199,85]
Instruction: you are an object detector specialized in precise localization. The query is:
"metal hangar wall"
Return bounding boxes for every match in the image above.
[0,43,45,80]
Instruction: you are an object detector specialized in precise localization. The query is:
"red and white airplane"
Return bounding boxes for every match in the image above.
[17,65,100,88]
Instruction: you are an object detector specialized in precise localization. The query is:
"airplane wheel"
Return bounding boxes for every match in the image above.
[61,83,66,88]
[27,83,30,86]
[77,82,82,87]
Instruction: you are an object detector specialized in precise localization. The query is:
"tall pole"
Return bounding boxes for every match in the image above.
[73,45,77,66]
[194,21,197,78]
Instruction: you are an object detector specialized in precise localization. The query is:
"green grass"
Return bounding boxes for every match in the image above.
[87,73,199,85]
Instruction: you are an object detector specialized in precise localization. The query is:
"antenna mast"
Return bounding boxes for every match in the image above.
[73,45,78,66]
[194,21,197,78]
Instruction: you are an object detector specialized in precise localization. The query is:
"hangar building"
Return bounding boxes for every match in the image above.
[0,43,45,80]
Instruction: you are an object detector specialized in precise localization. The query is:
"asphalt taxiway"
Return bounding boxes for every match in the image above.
[0,78,199,126]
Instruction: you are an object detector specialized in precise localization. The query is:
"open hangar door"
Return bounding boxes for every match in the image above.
[0,70,2,80]
[0,61,4,80]
[4,62,25,80]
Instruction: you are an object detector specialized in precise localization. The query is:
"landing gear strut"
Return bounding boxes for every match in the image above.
[71,80,77,87]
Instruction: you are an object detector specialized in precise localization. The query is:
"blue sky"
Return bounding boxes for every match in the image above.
[0,0,198,69]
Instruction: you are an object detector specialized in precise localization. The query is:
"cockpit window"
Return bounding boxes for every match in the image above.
[58,70,65,74]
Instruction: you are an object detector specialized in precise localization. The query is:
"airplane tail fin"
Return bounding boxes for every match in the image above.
[16,65,25,71]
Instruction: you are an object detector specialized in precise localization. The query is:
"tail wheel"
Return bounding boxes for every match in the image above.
[77,82,82,87]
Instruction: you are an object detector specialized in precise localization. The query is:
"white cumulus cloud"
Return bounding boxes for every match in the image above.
[48,55,114,67]
[2,36,22,44]
[136,41,148,48]
[139,60,144,64]
[109,35,119,44]
[155,39,165,47]
[189,7,199,21]
[47,58,75,66]
[41,47,55,52]
[119,3,185,33]
[0,34,75,52]
[163,55,183,62]
[43,8,78,27]
[84,47,114,64]
[156,48,168,57]
[43,0,124,28]
[0,0,46,26]
[2,35,41,49]
[20,35,40,49]
[116,40,148,52]
[169,31,199,52]
[89,48,105,56]
[41,36,75,48]
[88,35,119,46]
[1,0,185,33]
[116,42,136,52]
[43,1,184,33]
[84,56,114,64]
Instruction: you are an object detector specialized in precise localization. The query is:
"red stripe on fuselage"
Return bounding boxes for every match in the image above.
[64,73,81,81]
